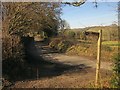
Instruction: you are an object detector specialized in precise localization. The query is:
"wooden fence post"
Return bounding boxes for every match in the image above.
[95,30,102,87]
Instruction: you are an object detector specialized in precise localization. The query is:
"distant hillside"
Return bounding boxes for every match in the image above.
[85,25,118,41]
[69,25,118,41]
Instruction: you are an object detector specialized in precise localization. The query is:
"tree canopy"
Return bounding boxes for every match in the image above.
[2,2,62,37]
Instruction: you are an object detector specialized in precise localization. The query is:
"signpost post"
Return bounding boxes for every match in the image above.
[95,30,102,87]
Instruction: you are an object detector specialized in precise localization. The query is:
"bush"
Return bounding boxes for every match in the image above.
[2,35,37,81]
[49,38,73,53]
[66,44,91,56]
[49,38,62,49]
[3,58,25,80]
[57,40,71,52]
[111,54,120,88]
[67,31,76,38]
[2,31,32,81]
[2,34,24,61]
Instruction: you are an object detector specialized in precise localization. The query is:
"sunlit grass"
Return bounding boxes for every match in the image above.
[102,41,120,46]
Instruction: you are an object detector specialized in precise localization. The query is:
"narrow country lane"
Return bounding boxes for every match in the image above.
[11,41,113,88]
[35,41,112,71]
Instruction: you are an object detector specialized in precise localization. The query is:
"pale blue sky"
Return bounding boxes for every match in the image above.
[61,2,118,29]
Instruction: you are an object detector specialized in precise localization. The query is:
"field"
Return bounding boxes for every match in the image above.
[102,41,120,46]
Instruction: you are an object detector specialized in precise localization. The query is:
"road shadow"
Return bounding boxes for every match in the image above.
[20,37,91,81]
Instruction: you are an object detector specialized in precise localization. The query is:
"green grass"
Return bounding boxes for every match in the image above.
[102,41,120,46]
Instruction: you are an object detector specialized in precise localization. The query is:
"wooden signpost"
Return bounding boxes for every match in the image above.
[95,30,102,87]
